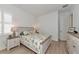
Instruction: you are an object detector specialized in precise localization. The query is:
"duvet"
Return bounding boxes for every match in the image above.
[21,33,51,53]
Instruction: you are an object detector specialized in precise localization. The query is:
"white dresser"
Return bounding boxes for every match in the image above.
[7,37,20,50]
[67,33,79,54]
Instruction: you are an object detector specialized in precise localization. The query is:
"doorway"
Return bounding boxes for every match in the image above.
[58,11,72,41]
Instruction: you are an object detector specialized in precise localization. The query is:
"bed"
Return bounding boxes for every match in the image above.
[15,27,52,54]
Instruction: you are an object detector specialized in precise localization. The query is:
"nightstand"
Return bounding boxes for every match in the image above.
[7,37,20,50]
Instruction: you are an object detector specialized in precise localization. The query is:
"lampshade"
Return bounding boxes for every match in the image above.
[32,24,39,30]
[11,25,16,32]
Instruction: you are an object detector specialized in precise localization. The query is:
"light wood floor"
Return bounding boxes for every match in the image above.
[0,41,68,54]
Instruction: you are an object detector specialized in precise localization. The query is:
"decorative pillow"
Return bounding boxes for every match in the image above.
[23,31,30,35]
[20,32,24,36]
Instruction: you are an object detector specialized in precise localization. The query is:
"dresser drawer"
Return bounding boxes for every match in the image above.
[67,35,79,54]
[7,40,14,45]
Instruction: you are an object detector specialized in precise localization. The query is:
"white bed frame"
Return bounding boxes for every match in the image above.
[39,37,51,53]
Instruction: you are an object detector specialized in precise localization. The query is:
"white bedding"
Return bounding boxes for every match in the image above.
[21,33,50,53]
[22,33,49,43]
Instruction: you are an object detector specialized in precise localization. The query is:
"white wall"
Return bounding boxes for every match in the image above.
[73,5,79,32]
[0,35,8,50]
[37,11,58,41]
[0,5,35,27]
[0,5,35,50]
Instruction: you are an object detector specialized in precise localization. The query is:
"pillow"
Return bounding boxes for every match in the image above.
[15,32,20,36]
[30,30,35,34]
[23,31,30,35]
[15,32,18,36]
[20,32,24,36]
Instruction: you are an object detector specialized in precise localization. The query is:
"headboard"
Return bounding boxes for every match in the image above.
[14,27,34,33]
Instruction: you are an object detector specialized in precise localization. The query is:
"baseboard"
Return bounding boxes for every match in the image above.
[59,38,67,41]
[0,48,6,51]
[52,39,59,41]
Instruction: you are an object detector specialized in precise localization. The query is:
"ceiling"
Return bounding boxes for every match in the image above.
[14,4,70,16]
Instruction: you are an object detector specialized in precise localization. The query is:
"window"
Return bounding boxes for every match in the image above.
[4,13,12,33]
[0,11,12,34]
[4,23,12,33]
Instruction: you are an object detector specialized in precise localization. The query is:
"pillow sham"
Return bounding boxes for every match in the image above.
[15,32,20,36]
[23,31,30,35]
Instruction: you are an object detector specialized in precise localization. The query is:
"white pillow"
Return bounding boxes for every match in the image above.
[23,31,30,35]
[15,32,20,36]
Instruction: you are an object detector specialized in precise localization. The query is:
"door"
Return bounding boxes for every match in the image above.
[59,12,71,41]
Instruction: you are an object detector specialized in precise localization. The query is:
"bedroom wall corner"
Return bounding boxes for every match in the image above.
[37,11,58,41]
